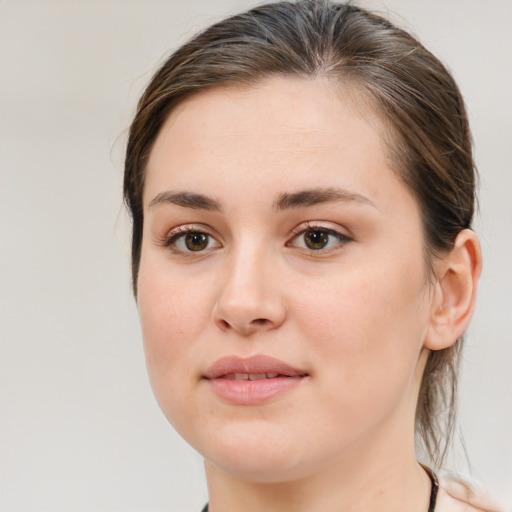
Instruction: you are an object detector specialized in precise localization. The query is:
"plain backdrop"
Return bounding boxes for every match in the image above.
[1,1,511,511]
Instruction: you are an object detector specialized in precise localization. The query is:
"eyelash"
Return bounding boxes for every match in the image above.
[288,222,352,254]
[160,222,351,255]
[160,225,220,254]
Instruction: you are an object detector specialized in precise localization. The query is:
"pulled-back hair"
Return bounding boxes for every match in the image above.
[124,0,476,467]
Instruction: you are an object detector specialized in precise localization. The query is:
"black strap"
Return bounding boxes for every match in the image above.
[422,465,440,512]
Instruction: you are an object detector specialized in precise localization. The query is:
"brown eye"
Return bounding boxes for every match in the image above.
[288,225,351,253]
[304,229,329,250]
[164,227,221,255]
[184,232,209,251]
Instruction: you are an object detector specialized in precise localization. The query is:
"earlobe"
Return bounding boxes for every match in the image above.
[424,229,482,351]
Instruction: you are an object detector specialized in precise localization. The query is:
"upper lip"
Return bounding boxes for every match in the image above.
[203,355,308,379]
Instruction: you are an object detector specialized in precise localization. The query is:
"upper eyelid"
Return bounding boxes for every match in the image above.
[163,221,350,238]
[290,221,351,237]
[166,223,216,239]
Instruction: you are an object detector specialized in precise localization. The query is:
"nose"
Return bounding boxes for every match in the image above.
[211,245,287,336]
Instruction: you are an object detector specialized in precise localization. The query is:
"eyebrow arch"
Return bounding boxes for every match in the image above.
[273,187,376,211]
[148,191,222,212]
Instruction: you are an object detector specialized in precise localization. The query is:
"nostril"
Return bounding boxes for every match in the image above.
[216,317,269,333]
[219,319,230,330]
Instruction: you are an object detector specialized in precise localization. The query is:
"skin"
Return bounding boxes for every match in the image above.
[137,77,481,512]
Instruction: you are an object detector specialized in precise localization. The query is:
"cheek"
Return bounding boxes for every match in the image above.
[297,261,426,336]
[136,258,213,384]
[136,260,218,441]
[293,261,429,404]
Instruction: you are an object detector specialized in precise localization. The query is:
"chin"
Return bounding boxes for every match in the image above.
[195,422,315,483]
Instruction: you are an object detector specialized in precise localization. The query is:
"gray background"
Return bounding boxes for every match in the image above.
[1,1,511,510]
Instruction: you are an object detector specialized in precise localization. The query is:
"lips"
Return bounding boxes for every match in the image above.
[223,372,281,380]
[203,355,308,380]
[203,355,308,405]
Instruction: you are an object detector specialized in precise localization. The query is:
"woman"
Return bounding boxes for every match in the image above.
[124,1,499,510]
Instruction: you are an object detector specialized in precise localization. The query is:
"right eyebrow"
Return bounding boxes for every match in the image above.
[148,191,222,212]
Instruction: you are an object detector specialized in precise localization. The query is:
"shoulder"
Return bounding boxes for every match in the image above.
[436,472,507,512]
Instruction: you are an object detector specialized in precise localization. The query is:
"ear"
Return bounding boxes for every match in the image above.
[424,229,482,351]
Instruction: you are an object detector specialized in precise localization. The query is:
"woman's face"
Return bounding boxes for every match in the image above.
[138,77,435,482]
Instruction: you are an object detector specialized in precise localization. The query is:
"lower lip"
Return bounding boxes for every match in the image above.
[206,376,305,405]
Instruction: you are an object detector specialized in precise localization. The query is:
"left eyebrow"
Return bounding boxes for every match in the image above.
[273,187,376,211]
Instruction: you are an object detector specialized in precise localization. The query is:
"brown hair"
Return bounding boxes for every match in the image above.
[124,0,476,468]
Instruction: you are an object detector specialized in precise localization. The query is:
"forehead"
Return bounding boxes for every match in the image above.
[156,76,383,148]
[144,76,410,213]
